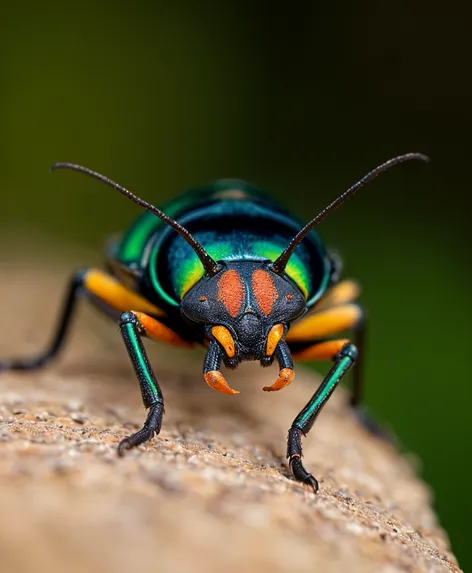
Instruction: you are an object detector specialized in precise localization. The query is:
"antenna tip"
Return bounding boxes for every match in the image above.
[49,162,62,173]
[415,152,431,163]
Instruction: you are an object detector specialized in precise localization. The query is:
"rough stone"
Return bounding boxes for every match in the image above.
[0,263,462,573]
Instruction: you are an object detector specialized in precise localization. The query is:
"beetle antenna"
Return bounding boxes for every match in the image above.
[271,152,430,274]
[50,162,220,276]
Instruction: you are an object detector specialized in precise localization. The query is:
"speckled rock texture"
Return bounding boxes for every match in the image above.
[0,262,462,573]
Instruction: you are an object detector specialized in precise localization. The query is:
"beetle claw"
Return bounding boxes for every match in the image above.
[204,371,240,395]
[263,367,295,392]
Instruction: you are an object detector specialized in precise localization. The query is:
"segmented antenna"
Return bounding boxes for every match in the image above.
[271,153,430,274]
[50,163,219,276]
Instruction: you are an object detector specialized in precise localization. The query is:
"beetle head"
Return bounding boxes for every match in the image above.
[181,260,306,365]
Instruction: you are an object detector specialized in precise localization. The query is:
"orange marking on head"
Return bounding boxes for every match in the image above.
[217,270,244,317]
[252,269,279,316]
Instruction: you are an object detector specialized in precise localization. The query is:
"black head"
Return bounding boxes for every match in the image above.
[181,260,306,365]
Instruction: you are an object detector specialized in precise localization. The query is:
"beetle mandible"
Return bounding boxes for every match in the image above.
[0,153,429,492]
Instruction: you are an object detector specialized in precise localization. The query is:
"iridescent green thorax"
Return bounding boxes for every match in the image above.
[114,179,331,310]
[166,234,312,300]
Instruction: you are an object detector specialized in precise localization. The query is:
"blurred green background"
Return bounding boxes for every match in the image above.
[1,1,469,568]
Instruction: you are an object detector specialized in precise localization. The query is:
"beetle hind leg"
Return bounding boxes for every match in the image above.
[349,313,391,440]
[0,269,88,372]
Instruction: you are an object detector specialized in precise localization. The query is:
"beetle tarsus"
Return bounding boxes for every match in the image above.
[117,402,164,456]
[289,454,319,493]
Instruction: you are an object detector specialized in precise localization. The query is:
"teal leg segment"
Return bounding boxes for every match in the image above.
[287,343,358,492]
[118,312,165,455]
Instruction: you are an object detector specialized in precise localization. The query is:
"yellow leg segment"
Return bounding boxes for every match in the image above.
[131,311,193,348]
[83,269,192,348]
[287,304,362,342]
[84,268,165,317]
[292,339,350,361]
[315,280,361,310]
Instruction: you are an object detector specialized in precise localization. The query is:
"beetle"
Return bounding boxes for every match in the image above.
[0,152,428,492]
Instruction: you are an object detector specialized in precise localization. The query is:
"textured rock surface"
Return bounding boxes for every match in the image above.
[0,263,462,573]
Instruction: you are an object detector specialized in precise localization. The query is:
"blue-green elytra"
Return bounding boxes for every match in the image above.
[0,153,429,492]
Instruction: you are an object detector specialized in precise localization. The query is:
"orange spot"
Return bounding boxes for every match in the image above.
[286,294,293,300]
[217,270,244,317]
[199,295,207,302]
[204,371,240,395]
[84,268,164,316]
[263,368,295,392]
[287,304,361,342]
[212,326,236,358]
[315,280,361,310]
[293,339,350,361]
[131,311,193,348]
[266,324,284,356]
[252,269,278,316]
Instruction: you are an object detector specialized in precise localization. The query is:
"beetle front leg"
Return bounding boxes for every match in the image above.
[117,311,165,455]
[262,340,295,392]
[287,341,358,492]
[203,341,239,395]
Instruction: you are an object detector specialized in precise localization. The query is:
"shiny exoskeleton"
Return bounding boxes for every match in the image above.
[0,153,429,492]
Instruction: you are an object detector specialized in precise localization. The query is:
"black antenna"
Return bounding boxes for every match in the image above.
[50,163,219,276]
[271,152,430,274]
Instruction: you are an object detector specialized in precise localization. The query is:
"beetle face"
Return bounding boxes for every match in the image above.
[180,260,306,364]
